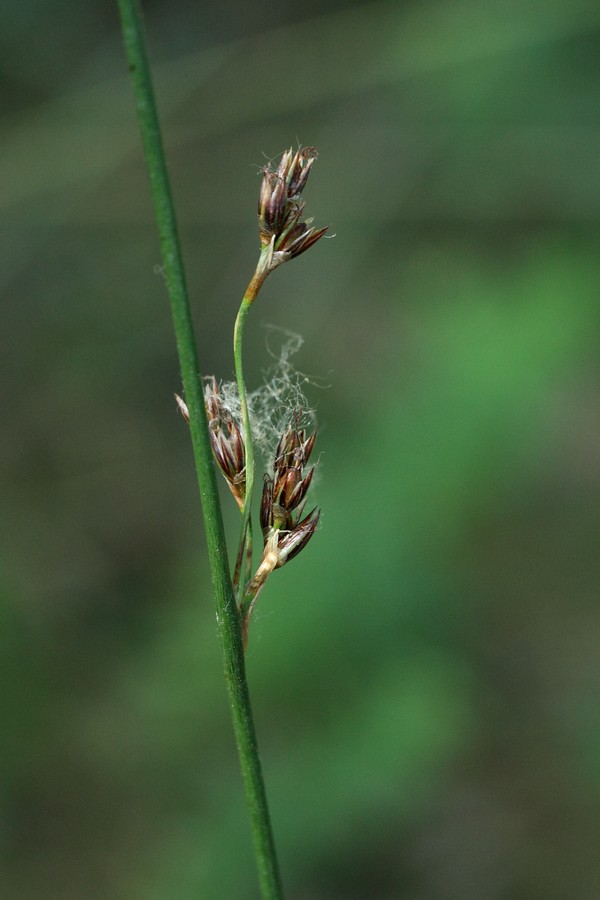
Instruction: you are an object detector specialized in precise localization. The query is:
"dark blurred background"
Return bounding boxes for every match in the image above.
[2,0,600,897]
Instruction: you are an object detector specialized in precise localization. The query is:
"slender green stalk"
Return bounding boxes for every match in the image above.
[234,298,254,537]
[232,298,253,601]
[233,260,269,602]
[116,1,283,896]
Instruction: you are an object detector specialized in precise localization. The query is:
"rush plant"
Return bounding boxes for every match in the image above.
[117,2,328,897]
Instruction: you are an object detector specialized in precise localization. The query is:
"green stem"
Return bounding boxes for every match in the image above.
[233,261,269,603]
[116,2,283,897]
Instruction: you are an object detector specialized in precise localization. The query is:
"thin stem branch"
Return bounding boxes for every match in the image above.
[233,259,269,603]
[116,2,283,896]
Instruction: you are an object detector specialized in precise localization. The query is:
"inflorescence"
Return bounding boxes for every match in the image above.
[176,145,325,648]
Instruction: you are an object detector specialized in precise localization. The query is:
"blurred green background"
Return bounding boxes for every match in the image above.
[2,0,600,897]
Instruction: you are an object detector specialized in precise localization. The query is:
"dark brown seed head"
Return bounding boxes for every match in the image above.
[259,416,319,567]
[257,146,327,268]
[203,378,246,509]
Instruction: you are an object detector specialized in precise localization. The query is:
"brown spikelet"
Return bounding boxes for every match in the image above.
[203,378,246,510]
[257,146,328,270]
[258,415,319,568]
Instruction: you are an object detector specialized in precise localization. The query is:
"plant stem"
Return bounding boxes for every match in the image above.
[116,2,283,896]
[233,259,269,602]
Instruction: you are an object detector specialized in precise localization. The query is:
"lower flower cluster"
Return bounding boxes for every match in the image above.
[176,382,320,646]
[260,420,320,569]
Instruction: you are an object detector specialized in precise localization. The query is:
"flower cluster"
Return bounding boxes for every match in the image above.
[177,145,326,650]
[258,146,328,269]
[203,377,246,510]
[239,415,320,645]
[259,419,320,569]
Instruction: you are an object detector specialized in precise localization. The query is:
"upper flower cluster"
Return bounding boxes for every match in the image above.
[257,146,328,269]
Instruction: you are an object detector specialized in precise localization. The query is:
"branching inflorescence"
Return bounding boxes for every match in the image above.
[177,146,327,649]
